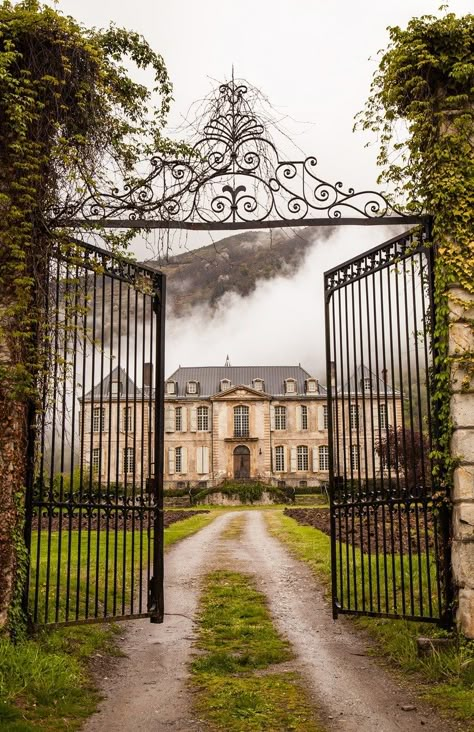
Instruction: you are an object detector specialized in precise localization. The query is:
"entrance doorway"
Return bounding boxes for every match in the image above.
[233,445,250,479]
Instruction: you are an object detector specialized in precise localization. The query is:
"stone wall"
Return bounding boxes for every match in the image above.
[449,284,474,638]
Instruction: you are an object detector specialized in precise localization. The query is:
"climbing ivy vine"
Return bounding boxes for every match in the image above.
[0,0,180,633]
[359,12,474,497]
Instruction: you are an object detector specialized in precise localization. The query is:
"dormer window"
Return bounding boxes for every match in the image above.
[187,380,198,395]
[166,380,176,395]
[110,380,122,397]
[306,379,318,393]
[285,379,297,394]
[252,378,264,392]
[220,378,231,392]
[363,377,371,392]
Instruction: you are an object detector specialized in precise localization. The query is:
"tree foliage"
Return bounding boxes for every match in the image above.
[375,427,431,493]
[359,12,474,497]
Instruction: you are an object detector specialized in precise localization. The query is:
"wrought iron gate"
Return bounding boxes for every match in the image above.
[324,229,451,625]
[24,240,166,627]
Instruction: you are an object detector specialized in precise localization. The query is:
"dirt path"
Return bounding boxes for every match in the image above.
[84,510,452,731]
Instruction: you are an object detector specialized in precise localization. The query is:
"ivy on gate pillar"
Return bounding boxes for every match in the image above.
[449,286,474,638]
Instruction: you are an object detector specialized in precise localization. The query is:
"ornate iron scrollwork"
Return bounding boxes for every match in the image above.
[53,80,420,229]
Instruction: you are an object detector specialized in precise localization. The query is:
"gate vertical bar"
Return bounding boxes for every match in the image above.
[150,272,166,623]
[325,277,338,619]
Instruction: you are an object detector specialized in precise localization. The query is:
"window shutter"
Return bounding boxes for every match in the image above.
[168,447,175,475]
[373,405,378,430]
[270,405,275,431]
[165,406,175,433]
[290,446,297,472]
[203,446,209,474]
[181,447,188,474]
[312,447,318,472]
[318,406,325,431]
[190,407,197,432]
[181,407,187,432]
[283,446,287,473]
[197,446,203,474]
[296,406,302,431]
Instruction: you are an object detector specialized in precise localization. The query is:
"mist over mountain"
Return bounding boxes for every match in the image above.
[144,226,336,317]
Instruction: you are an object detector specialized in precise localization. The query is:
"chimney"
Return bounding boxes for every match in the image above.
[381,368,388,384]
[143,362,153,387]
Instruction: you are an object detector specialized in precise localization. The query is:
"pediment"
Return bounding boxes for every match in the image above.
[211,384,270,401]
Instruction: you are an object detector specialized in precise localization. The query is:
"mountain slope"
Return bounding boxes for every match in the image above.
[144,226,335,317]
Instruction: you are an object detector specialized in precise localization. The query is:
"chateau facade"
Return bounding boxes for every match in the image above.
[79,363,401,491]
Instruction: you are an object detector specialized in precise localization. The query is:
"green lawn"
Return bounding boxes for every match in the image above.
[266,510,474,727]
[0,511,218,731]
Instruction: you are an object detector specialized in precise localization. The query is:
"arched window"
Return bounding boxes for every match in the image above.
[234,405,249,437]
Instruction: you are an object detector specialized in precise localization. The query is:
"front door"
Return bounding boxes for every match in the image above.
[233,445,250,479]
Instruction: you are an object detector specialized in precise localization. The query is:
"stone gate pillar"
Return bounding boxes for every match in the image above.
[449,284,474,638]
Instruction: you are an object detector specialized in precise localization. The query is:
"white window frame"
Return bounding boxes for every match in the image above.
[123,447,134,474]
[252,379,264,392]
[166,380,176,395]
[297,445,309,471]
[175,446,182,473]
[197,406,209,431]
[220,378,232,391]
[110,380,121,397]
[123,406,133,433]
[363,377,371,392]
[285,379,296,394]
[274,406,286,430]
[319,445,329,471]
[234,405,249,437]
[175,406,182,432]
[187,381,197,394]
[93,407,105,433]
[349,404,359,430]
[92,448,100,473]
[301,405,308,430]
[350,445,359,471]
[275,446,285,472]
[379,403,387,429]
[306,379,317,393]
[323,405,328,430]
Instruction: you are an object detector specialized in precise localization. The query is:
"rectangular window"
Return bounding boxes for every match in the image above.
[197,406,209,431]
[110,381,121,397]
[349,404,359,430]
[285,380,296,394]
[175,406,182,431]
[275,446,285,472]
[379,404,387,429]
[175,446,182,473]
[187,381,197,394]
[350,445,359,471]
[275,406,286,430]
[123,447,134,474]
[92,448,100,473]
[301,405,308,430]
[123,406,133,432]
[323,405,328,430]
[297,445,309,471]
[319,445,329,471]
[93,407,105,432]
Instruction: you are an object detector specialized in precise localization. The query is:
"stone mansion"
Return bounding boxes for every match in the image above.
[79,363,401,491]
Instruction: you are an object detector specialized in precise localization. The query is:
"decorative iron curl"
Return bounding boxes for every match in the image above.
[51,79,419,228]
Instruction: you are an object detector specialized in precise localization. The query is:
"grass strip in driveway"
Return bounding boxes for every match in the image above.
[266,510,474,728]
[0,510,219,731]
[191,569,322,731]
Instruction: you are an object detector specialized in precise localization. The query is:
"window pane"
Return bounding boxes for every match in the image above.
[197,406,208,431]
[297,445,308,471]
[301,405,308,430]
[275,446,284,472]
[319,445,329,471]
[175,447,182,473]
[275,406,286,430]
[234,406,249,436]
[175,406,182,431]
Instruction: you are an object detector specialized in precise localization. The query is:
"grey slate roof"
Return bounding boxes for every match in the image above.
[340,365,400,396]
[82,366,141,402]
[166,365,326,398]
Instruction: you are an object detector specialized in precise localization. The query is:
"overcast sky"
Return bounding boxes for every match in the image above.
[46,1,472,375]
